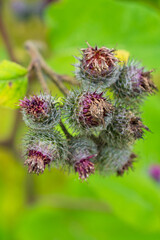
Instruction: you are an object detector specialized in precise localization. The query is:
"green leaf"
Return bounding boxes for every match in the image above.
[0,60,28,108]
[0,60,27,80]
[44,0,160,74]
[14,204,160,240]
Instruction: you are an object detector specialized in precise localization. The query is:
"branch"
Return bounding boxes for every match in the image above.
[55,74,79,86]
[25,41,78,96]
[29,59,49,94]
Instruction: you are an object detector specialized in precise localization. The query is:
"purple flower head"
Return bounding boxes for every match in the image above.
[129,66,157,94]
[20,95,49,121]
[20,94,60,130]
[74,155,95,180]
[24,139,58,175]
[117,153,137,176]
[78,92,113,127]
[80,43,119,78]
[69,137,97,180]
[23,130,67,175]
[25,149,52,175]
[149,165,160,182]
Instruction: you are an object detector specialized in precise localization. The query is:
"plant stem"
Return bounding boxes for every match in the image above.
[60,75,79,86]
[25,41,77,96]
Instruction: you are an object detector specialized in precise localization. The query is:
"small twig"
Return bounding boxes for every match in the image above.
[41,63,69,96]
[0,0,17,62]
[25,41,76,96]
[59,120,72,139]
[60,75,79,85]
[34,62,49,94]
[29,59,49,94]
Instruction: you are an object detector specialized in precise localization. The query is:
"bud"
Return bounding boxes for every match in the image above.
[100,109,150,148]
[149,165,160,182]
[117,153,137,176]
[101,108,150,147]
[112,61,157,105]
[68,137,97,180]
[20,94,60,130]
[63,89,114,134]
[23,131,67,174]
[75,43,120,89]
[98,146,132,174]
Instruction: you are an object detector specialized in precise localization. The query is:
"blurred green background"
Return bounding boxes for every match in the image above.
[0,0,160,239]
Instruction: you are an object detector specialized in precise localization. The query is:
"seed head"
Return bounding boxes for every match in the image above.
[80,43,119,78]
[75,43,120,89]
[78,92,114,127]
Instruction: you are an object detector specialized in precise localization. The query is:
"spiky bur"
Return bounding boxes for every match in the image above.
[68,137,97,180]
[19,43,158,180]
[23,130,67,175]
[112,61,157,107]
[75,43,120,90]
[117,153,137,176]
[98,146,132,174]
[149,165,160,182]
[100,108,150,148]
[19,94,60,130]
[63,89,114,135]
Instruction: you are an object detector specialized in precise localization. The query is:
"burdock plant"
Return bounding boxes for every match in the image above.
[19,42,157,180]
